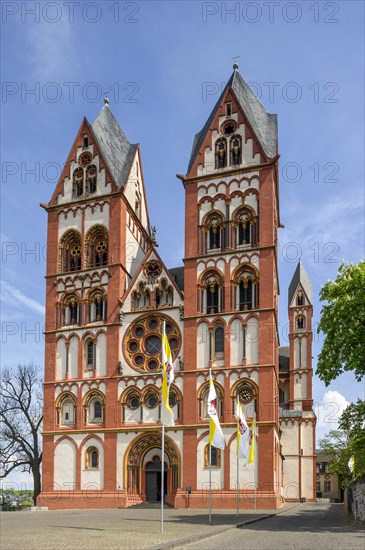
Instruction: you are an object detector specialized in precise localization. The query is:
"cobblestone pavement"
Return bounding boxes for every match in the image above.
[1,502,359,550]
[182,502,365,550]
[0,503,295,550]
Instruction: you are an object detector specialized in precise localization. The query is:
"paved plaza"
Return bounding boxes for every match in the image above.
[184,502,365,550]
[1,502,363,550]
[0,502,297,550]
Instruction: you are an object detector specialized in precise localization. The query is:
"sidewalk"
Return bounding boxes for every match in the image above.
[0,503,300,550]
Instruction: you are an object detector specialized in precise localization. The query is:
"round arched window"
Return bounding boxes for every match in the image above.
[128,394,140,410]
[145,393,159,409]
[169,392,177,408]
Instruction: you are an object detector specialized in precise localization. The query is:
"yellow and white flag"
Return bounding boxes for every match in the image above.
[236,399,250,463]
[248,415,255,464]
[161,321,174,426]
[208,372,225,450]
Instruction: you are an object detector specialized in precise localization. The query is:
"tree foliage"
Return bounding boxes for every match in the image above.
[0,364,43,504]
[316,260,365,385]
[319,400,365,486]
[339,399,365,478]
[319,429,353,488]
[317,262,365,484]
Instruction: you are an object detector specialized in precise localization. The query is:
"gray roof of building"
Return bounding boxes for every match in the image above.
[187,69,278,173]
[315,451,331,462]
[168,267,184,292]
[288,262,313,306]
[279,346,290,372]
[92,105,137,188]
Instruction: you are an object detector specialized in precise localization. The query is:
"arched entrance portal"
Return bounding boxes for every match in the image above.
[125,432,180,503]
[145,456,167,502]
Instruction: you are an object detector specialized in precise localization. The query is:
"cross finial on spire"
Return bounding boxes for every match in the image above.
[103,88,111,106]
[232,55,240,71]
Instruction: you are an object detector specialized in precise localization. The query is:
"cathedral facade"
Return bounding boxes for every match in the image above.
[38,67,316,510]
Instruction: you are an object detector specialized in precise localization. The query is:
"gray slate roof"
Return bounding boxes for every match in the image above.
[279,346,290,372]
[288,262,312,305]
[187,69,278,173]
[92,105,137,188]
[168,267,184,292]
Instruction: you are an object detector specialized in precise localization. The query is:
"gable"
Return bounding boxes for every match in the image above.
[187,69,278,178]
[47,104,141,207]
[289,283,311,309]
[121,248,184,311]
[48,117,118,206]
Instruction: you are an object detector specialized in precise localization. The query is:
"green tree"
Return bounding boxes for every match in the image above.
[317,261,365,484]
[319,429,353,488]
[338,399,365,478]
[316,260,365,385]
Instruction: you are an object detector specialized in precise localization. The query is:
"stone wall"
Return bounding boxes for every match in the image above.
[345,479,365,522]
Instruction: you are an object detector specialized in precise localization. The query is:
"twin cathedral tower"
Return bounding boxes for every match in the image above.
[38,67,316,509]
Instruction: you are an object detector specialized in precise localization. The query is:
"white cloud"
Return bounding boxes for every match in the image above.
[315,390,350,444]
[281,190,364,268]
[26,19,75,81]
[1,280,45,316]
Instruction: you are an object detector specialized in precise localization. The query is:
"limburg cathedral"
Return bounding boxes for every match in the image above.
[38,66,316,510]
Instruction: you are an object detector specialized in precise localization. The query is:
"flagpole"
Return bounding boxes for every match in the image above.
[161,320,166,535]
[161,420,165,533]
[208,367,212,524]
[236,454,239,517]
[236,402,239,517]
[209,442,212,523]
[254,412,257,512]
[160,319,175,535]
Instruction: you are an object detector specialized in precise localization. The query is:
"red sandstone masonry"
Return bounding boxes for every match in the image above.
[38,74,315,510]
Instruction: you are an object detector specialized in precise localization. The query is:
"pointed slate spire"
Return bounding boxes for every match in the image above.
[187,68,278,173]
[288,262,312,306]
[91,103,137,188]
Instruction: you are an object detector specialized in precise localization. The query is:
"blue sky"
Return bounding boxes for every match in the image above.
[1,1,364,486]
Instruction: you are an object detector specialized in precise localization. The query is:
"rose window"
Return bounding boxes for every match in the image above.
[221,120,237,136]
[123,314,181,373]
[144,261,162,279]
[78,151,92,166]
